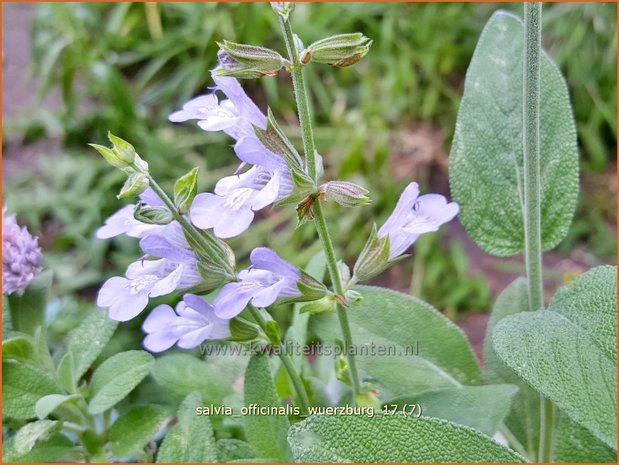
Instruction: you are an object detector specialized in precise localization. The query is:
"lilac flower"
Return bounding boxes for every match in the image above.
[378,182,459,259]
[176,75,293,238]
[97,223,201,321]
[142,293,230,353]
[96,188,165,239]
[168,75,266,140]
[213,247,301,319]
[190,164,292,238]
[2,209,43,295]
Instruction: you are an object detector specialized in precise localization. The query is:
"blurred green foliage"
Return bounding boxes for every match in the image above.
[3,2,616,315]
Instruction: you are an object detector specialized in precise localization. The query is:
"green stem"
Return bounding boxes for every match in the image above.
[498,423,528,459]
[523,3,555,462]
[278,10,363,402]
[522,2,544,313]
[277,15,317,181]
[247,305,311,414]
[146,175,234,276]
[144,2,163,40]
[313,201,363,398]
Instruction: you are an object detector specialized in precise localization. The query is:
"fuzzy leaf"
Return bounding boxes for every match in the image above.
[310,286,481,395]
[244,355,291,461]
[2,361,62,420]
[150,353,233,406]
[157,392,217,463]
[110,405,168,458]
[2,434,81,463]
[554,415,617,463]
[288,415,524,462]
[2,337,35,363]
[493,310,616,448]
[88,350,154,414]
[449,11,578,256]
[66,309,117,382]
[387,384,518,436]
[216,439,256,462]
[13,420,61,455]
[548,265,617,362]
[483,278,540,457]
[35,394,80,419]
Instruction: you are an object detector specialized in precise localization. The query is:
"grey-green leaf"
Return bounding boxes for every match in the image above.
[548,265,617,362]
[449,11,578,256]
[13,420,61,455]
[66,309,117,382]
[554,414,617,463]
[387,384,518,436]
[2,337,35,363]
[483,278,540,457]
[35,394,80,419]
[2,434,82,463]
[150,353,232,406]
[157,392,217,463]
[493,311,616,448]
[310,286,480,396]
[88,350,154,414]
[216,439,256,463]
[110,405,168,458]
[288,415,524,462]
[2,361,62,420]
[244,355,291,461]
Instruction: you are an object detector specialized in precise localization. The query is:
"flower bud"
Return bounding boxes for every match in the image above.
[304,33,372,68]
[174,167,199,214]
[299,295,337,315]
[117,173,149,199]
[271,2,294,21]
[133,204,173,225]
[229,318,260,342]
[353,224,392,282]
[215,42,284,79]
[90,132,149,175]
[320,181,371,208]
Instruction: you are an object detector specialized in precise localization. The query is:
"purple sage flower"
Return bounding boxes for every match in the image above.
[96,188,165,239]
[97,223,201,321]
[213,247,301,319]
[168,74,266,140]
[2,208,43,295]
[142,293,230,353]
[170,73,293,238]
[378,182,459,259]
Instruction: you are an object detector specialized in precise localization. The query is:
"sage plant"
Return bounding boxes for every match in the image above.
[4,3,615,463]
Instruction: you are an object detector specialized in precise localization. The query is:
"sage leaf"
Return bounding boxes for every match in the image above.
[150,353,232,406]
[13,420,61,455]
[88,350,154,414]
[288,415,524,462]
[216,439,256,462]
[110,405,168,458]
[2,361,62,420]
[66,309,117,382]
[449,11,578,256]
[493,310,616,448]
[2,336,35,363]
[157,392,217,463]
[548,265,617,362]
[554,414,617,463]
[387,384,518,436]
[35,394,80,419]
[244,355,291,461]
[310,286,480,395]
[483,278,540,458]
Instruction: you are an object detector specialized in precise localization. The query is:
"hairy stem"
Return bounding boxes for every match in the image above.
[248,304,311,414]
[146,176,234,276]
[313,201,363,398]
[278,14,363,400]
[278,16,317,181]
[522,3,555,461]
